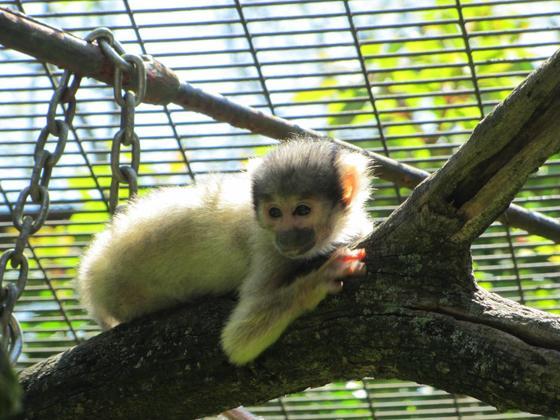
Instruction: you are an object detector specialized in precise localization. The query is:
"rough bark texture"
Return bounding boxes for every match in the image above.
[17,243,560,419]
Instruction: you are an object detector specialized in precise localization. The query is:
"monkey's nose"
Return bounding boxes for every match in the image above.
[276,228,315,256]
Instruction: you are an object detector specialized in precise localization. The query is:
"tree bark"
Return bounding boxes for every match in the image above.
[16,48,560,419]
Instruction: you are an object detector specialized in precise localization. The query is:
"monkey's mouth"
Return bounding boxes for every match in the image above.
[276,241,316,259]
[275,228,316,258]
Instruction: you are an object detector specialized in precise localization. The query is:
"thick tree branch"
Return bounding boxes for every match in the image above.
[421,48,560,244]
[1,6,558,242]
[440,287,560,350]
[18,244,560,418]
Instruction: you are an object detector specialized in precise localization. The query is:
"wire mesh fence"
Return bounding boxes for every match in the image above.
[0,0,559,418]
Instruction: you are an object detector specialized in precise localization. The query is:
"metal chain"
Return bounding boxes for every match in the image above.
[0,70,81,364]
[86,28,146,213]
[1,27,144,362]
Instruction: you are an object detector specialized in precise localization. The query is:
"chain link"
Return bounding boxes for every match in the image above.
[1,27,144,362]
[86,27,146,213]
[0,69,81,364]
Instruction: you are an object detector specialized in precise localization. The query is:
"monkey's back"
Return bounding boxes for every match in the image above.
[77,174,254,328]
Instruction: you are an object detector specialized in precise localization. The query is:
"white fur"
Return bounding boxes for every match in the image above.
[77,143,373,364]
[77,175,254,328]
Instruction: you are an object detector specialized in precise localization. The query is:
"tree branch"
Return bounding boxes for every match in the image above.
[18,245,560,418]
[420,48,560,244]
[0,6,558,242]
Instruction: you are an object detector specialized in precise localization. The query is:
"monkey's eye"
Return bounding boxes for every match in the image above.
[294,204,311,216]
[268,207,282,218]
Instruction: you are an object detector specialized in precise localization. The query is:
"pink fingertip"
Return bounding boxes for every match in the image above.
[341,248,366,262]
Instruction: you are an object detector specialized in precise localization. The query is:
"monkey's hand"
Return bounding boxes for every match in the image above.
[318,247,367,294]
[221,248,366,365]
[298,247,367,312]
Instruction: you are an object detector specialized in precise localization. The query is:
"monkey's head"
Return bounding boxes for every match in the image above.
[251,139,372,259]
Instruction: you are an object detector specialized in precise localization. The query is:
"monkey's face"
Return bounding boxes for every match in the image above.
[256,195,343,259]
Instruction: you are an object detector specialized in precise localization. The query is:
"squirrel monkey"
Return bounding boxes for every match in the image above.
[77,138,373,365]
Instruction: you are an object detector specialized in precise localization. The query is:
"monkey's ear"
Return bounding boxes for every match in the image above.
[337,151,372,208]
[341,169,357,207]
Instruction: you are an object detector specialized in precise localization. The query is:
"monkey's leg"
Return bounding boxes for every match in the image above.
[221,248,366,365]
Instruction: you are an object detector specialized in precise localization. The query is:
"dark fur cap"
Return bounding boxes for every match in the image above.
[251,139,344,207]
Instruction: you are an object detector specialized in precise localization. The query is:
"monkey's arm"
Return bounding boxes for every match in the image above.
[221,248,365,365]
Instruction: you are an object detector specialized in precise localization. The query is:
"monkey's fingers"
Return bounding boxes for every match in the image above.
[324,261,365,294]
[345,260,366,277]
[339,248,366,262]
[328,259,366,278]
